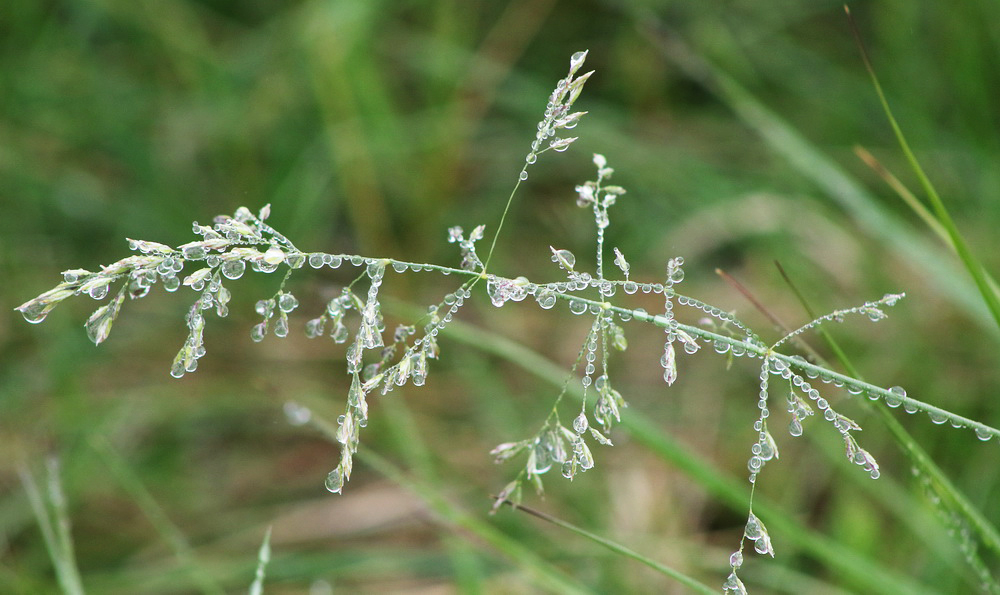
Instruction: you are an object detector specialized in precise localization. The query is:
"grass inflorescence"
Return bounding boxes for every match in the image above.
[15,49,1000,593]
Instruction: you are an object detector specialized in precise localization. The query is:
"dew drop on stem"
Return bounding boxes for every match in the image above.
[221,259,246,280]
[17,301,51,324]
[325,468,344,494]
[885,385,906,408]
[88,281,110,300]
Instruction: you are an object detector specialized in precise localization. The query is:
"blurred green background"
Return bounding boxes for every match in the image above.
[3,0,1000,593]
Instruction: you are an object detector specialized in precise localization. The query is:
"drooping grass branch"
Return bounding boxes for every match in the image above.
[16,51,1000,593]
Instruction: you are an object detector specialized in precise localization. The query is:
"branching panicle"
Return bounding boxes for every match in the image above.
[16,51,1000,593]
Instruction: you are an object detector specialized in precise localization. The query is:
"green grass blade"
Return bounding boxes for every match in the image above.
[17,459,86,595]
[501,502,717,594]
[854,146,1000,301]
[247,526,271,595]
[845,7,1000,333]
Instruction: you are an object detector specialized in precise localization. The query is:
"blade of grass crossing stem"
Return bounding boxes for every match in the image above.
[845,6,1000,333]
[388,301,935,594]
[17,459,86,595]
[777,264,1000,589]
[501,502,716,594]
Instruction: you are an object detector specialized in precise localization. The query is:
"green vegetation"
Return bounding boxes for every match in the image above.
[4,2,1000,593]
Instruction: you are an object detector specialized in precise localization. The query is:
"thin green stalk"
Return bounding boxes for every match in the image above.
[853,146,1000,300]
[540,290,1000,442]
[247,527,271,595]
[17,459,86,595]
[845,6,1000,333]
[500,501,717,594]
[483,176,526,271]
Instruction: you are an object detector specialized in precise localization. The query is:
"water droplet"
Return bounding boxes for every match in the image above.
[560,461,576,479]
[975,427,992,442]
[723,572,747,595]
[303,317,325,339]
[278,293,299,313]
[550,248,576,270]
[535,289,557,309]
[274,315,289,338]
[744,514,762,540]
[221,259,246,280]
[256,300,273,317]
[157,274,178,292]
[519,170,528,181]
[568,299,588,315]
[325,468,344,494]
[753,534,773,556]
[183,245,207,260]
[326,255,342,268]
[170,360,186,379]
[62,270,85,283]
[17,300,52,324]
[573,412,588,434]
[885,386,906,408]
[250,322,267,342]
[252,258,279,273]
[88,281,110,300]
[866,308,886,322]
[729,550,743,569]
